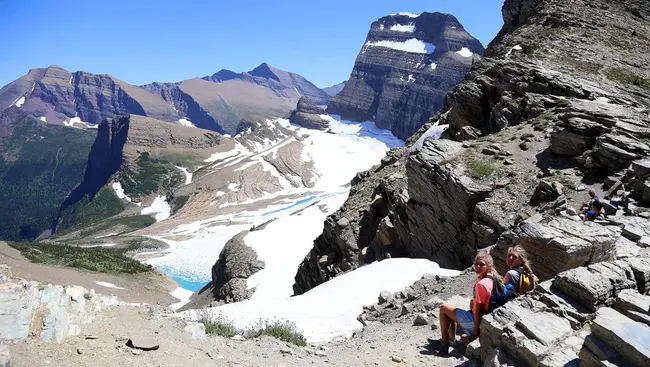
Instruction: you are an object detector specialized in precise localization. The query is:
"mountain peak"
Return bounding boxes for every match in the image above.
[248,63,281,82]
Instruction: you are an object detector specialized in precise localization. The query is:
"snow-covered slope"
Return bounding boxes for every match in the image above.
[181,258,459,343]
[142,116,403,291]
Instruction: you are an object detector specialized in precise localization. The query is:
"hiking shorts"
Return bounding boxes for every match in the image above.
[455,309,474,335]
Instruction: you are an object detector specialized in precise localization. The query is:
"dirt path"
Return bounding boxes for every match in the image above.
[9,303,474,367]
[0,241,177,305]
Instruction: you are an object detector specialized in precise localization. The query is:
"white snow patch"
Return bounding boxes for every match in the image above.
[112,182,132,202]
[451,26,457,29]
[84,243,116,248]
[95,281,126,290]
[29,82,35,93]
[456,47,473,57]
[215,191,225,197]
[390,12,420,18]
[227,183,239,191]
[178,118,195,128]
[505,44,523,57]
[169,287,194,311]
[14,96,26,108]
[141,196,171,222]
[64,117,98,129]
[390,24,415,32]
[366,39,435,54]
[294,87,300,96]
[95,233,118,239]
[175,166,192,185]
[430,63,438,70]
[39,116,47,122]
[379,24,385,30]
[407,74,416,83]
[69,76,73,85]
[186,259,459,343]
[204,148,242,163]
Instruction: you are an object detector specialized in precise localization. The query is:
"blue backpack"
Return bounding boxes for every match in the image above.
[485,275,516,313]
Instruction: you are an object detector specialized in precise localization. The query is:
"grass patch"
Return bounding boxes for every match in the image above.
[465,156,496,179]
[171,195,189,215]
[57,186,128,233]
[198,312,238,338]
[604,68,650,91]
[555,99,570,107]
[78,214,156,239]
[247,319,306,346]
[121,152,185,198]
[8,241,153,275]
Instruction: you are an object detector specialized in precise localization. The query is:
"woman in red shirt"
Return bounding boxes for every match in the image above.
[433,251,502,355]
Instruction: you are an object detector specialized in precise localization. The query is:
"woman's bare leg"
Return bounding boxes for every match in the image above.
[439,303,460,343]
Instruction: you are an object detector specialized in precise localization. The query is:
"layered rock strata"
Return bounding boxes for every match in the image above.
[328,12,484,139]
[288,97,329,130]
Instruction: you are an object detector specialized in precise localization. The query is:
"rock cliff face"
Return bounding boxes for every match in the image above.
[289,97,329,130]
[327,12,484,140]
[294,0,650,294]
[0,65,177,127]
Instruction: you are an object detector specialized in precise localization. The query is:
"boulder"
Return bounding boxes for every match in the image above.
[288,97,329,130]
[614,290,650,326]
[589,307,650,366]
[413,313,429,326]
[183,322,206,340]
[553,261,638,312]
[491,218,618,280]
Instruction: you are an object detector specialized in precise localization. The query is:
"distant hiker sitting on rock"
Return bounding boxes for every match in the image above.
[505,245,538,295]
[580,190,602,221]
[434,252,504,355]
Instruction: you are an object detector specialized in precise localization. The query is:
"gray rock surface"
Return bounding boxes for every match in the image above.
[288,97,329,130]
[181,231,264,309]
[328,12,484,140]
[0,344,8,367]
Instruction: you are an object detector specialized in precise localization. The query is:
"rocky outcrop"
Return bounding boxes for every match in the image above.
[479,256,650,366]
[0,269,120,344]
[180,231,265,310]
[289,97,329,130]
[328,12,484,140]
[294,0,650,294]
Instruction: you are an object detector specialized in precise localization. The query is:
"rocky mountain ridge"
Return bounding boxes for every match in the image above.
[293,0,650,294]
[0,63,330,136]
[328,12,484,140]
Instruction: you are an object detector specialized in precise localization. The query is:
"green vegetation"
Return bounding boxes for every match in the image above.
[56,186,127,233]
[0,113,95,240]
[121,152,185,198]
[198,313,239,338]
[604,68,650,91]
[465,156,496,179]
[8,241,152,275]
[555,99,570,107]
[247,319,307,346]
[171,195,189,215]
[78,215,156,239]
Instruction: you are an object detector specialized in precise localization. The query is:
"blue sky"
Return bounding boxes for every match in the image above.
[0,0,503,88]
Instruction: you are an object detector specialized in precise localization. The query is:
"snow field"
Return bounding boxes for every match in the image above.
[456,47,473,57]
[174,166,193,185]
[169,287,194,311]
[112,182,132,202]
[184,259,460,343]
[178,118,195,128]
[95,281,126,290]
[390,24,415,32]
[366,39,436,54]
[141,195,171,222]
